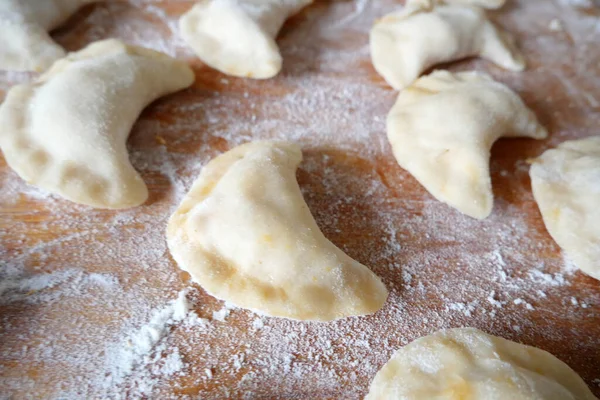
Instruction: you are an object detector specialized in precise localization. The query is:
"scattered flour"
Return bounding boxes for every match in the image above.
[101,290,190,397]
[0,268,119,305]
[548,18,564,32]
[212,306,231,322]
[0,0,599,399]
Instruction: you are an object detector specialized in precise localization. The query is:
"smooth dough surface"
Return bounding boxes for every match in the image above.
[370,1,524,90]
[166,141,388,321]
[366,327,597,400]
[0,0,94,72]
[179,0,313,79]
[530,136,600,280]
[387,70,547,219]
[0,39,194,209]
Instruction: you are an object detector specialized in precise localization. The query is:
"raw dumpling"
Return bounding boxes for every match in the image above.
[370,1,524,90]
[387,70,547,219]
[407,0,506,9]
[166,141,388,321]
[179,0,313,79]
[530,136,600,280]
[0,0,94,72]
[366,328,597,400]
[0,39,195,209]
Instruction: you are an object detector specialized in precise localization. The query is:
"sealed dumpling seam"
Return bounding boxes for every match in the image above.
[370,1,525,90]
[167,141,388,321]
[0,39,195,208]
[0,0,95,71]
[386,70,547,219]
[366,327,597,400]
[179,0,313,79]
[530,136,600,280]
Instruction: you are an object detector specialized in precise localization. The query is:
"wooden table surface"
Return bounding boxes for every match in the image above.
[1,0,599,398]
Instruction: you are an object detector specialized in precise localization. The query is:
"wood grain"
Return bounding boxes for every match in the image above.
[0,0,599,398]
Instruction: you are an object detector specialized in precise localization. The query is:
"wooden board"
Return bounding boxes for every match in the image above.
[1,0,599,398]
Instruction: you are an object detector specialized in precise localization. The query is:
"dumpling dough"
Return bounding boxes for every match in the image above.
[179,0,313,79]
[407,0,506,9]
[0,39,194,209]
[366,328,597,400]
[370,1,524,90]
[530,136,600,280]
[0,0,94,72]
[387,70,547,219]
[166,141,388,321]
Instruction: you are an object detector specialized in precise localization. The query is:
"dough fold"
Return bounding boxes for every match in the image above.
[370,1,524,89]
[167,141,388,321]
[366,328,597,400]
[179,0,313,79]
[387,70,547,219]
[0,39,195,208]
[0,0,94,72]
[530,136,600,280]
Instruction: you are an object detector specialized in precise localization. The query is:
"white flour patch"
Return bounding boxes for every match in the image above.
[0,268,119,305]
[0,0,599,399]
[100,290,190,397]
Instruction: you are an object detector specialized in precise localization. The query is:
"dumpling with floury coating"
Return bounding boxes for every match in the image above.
[179,0,313,79]
[386,70,547,219]
[370,1,524,90]
[0,0,95,71]
[530,136,600,281]
[166,141,388,321]
[0,39,195,209]
[366,328,597,400]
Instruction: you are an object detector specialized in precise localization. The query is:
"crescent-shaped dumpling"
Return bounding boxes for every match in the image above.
[530,136,600,281]
[166,141,388,321]
[0,39,195,209]
[366,328,596,400]
[0,0,94,71]
[370,1,524,90]
[179,0,313,79]
[387,70,547,219]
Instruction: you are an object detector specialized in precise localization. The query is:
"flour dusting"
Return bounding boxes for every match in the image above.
[0,0,599,398]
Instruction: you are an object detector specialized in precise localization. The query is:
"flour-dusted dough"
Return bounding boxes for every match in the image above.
[0,39,194,209]
[167,141,388,321]
[530,137,600,280]
[407,0,506,9]
[387,70,547,219]
[0,0,95,72]
[370,1,524,90]
[179,0,313,79]
[366,328,597,400]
